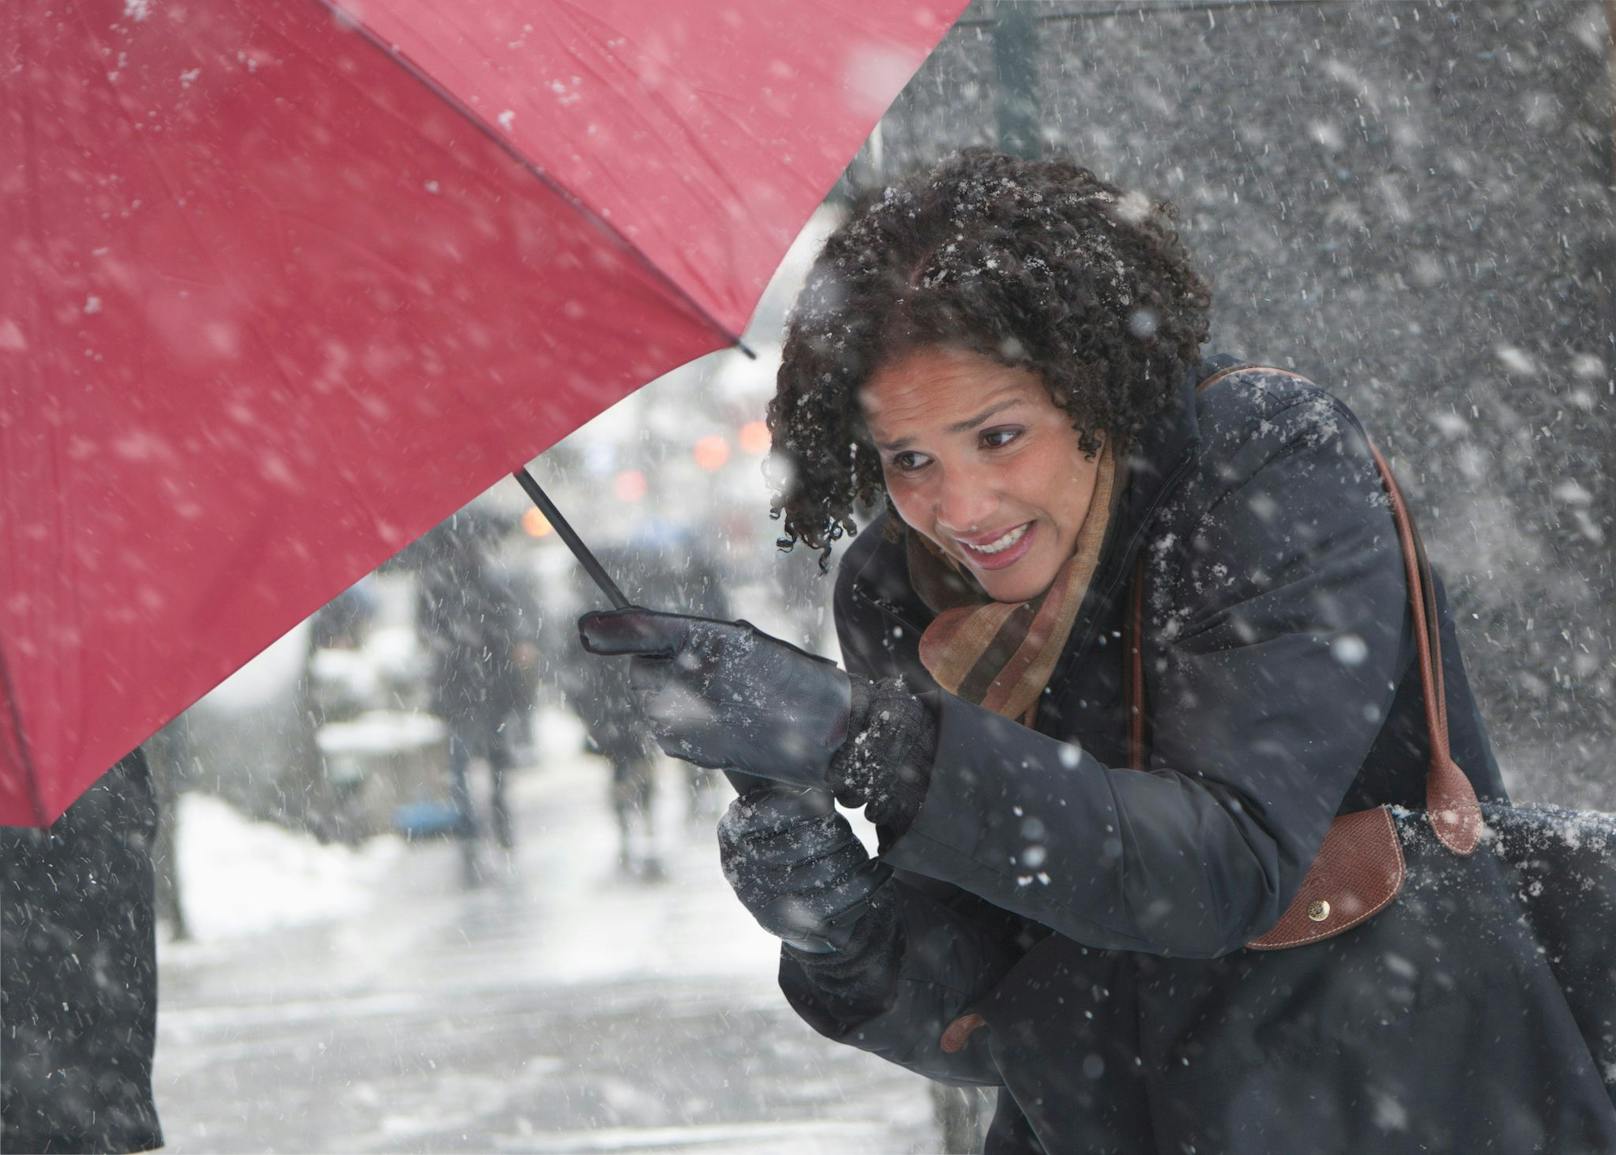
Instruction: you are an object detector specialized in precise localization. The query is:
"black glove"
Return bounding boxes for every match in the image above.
[577,608,852,790]
[717,786,888,953]
[829,677,937,836]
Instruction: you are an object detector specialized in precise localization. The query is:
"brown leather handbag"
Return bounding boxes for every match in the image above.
[1124,428,1480,951]
[1124,375,1616,1088]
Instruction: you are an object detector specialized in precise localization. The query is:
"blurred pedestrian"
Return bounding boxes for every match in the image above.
[560,650,662,879]
[1,747,163,1153]
[308,575,378,651]
[415,517,536,880]
[558,539,735,877]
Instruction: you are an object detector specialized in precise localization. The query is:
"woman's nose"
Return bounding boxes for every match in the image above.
[934,465,998,535]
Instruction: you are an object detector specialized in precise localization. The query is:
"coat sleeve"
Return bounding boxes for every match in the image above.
[778,882,1024,1086]
[881,391,1413,959]
[773,553,1022,1086]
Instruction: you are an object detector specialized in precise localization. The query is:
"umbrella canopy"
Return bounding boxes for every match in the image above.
[0,0,967,824]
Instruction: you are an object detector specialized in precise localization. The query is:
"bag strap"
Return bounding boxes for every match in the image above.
[1126,367,1481,855]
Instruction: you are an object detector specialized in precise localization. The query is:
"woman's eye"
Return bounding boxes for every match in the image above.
[981,426,1022,450]
[890,451,931,473]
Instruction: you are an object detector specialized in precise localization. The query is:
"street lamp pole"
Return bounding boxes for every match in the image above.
[993,2,1041,159]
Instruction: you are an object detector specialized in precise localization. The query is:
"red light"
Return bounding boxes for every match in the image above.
[693,435,731,472]
[738,420,771,455]
[522,508,553,538]
[613,469,648,502]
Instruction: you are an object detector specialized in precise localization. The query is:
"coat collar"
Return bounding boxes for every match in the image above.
[1044,355,1214,680]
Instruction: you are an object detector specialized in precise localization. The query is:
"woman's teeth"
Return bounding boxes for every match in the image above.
[966,524,1029,555]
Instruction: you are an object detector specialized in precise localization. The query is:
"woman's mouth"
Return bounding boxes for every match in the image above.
[955,522,1036,571]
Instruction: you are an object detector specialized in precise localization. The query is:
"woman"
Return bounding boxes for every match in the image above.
[580,152,1614,1152]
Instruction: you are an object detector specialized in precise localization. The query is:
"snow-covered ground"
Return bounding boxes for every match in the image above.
[154,722,946,1154]
[161,793,408,945]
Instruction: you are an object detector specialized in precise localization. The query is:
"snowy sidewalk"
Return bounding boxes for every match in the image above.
[154,741,945,1153]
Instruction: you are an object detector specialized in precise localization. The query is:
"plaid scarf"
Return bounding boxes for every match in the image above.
[910,445,1118,726]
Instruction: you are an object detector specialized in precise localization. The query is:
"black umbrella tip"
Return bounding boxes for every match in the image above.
[737,339,758,361]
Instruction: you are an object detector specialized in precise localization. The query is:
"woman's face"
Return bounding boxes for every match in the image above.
[859,345,1104,604]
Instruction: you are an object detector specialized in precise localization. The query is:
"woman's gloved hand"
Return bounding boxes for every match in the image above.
[717,786,888,953]
[577,608,851,790]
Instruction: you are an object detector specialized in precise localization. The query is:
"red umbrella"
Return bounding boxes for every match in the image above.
[0,0,967,825]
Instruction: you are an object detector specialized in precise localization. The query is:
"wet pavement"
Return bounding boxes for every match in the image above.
[154,755,946,1153]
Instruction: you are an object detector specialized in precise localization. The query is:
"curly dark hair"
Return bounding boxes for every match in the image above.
[766,149,1212,563]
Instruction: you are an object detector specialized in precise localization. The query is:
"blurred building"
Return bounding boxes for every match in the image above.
[859,0,1616,804]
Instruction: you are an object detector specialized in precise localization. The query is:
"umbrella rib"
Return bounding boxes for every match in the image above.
[311,0,748,351]
[0,640,49,826]
[6,10,51,825]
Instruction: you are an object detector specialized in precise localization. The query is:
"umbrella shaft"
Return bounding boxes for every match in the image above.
[512,469,631,610]
[512,472,784,802]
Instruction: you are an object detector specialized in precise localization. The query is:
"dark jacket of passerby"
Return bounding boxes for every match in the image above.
[563,544,733,767]
[774,364,1616,1153]
[416,545,533,734]
[1,748,163,1153]
[563,654,651,768]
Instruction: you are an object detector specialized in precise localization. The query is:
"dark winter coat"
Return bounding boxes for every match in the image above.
[564,654,653,768]
[780,361,1612,1152]
[1,748,162,1153]
[417,550,534,730]
[561,545,734,767]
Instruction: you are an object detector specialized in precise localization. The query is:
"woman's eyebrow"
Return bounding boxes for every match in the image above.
[946,398,1024,434]
[871,397,1027,452]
